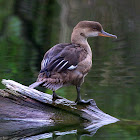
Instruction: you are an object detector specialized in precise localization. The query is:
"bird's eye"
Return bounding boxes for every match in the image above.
[93,28,97,30]
[80,33,84,36]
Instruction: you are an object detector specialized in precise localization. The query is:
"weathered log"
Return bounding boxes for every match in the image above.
[1,79,119,121]
[0,79,119,139]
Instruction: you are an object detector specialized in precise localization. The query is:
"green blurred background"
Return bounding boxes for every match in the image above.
[0,0,139,139]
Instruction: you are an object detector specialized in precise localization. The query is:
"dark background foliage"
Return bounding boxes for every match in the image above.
[0,0,139,139]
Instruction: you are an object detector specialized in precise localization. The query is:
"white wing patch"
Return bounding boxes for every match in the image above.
[67,65,77,70]
[41,57,77,72]
[41,58,49,68]
[55,60,65,69]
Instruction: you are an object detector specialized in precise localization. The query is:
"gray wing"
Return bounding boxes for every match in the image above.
[40,43,82,76]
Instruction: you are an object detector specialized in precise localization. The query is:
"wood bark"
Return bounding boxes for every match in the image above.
[0,79,119,139]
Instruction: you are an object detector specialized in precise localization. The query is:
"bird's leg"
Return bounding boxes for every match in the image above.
[75,86,82,103]
[52,91,62,101]
[75,86,92,104]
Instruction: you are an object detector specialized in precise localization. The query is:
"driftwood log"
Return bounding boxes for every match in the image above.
[0,79,119,139]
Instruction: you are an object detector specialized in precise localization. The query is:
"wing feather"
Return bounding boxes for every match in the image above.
[40,43,87,76]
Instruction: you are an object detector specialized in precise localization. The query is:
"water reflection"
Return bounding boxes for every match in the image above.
[2,119,139,140]
[0,119,117,140]
[0,0,139,139]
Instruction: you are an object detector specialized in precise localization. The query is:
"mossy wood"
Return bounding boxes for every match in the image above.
[0,79,119,138]
[0,79,119,122]
[0,79,119,121]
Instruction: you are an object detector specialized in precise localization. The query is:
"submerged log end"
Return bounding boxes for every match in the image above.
[1,79,119,123]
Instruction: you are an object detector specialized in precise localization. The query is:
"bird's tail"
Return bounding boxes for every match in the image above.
[29,81,45,88]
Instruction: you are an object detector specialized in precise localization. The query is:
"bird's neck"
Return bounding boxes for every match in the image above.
[71,29,92,56]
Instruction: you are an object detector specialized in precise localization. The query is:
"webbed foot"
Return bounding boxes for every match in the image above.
[52,91,62,101]
[75,99,94,105]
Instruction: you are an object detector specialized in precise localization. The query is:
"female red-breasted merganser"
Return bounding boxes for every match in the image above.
[29,21,117,104]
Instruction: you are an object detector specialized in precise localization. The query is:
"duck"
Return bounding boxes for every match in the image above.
[29,21,117,104]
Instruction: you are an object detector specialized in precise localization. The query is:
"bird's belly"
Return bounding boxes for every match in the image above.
[78,54,92,74]
[41,55,92,88]
[67,56,92,86]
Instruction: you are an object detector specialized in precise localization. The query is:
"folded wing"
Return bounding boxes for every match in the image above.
[40,43,87,76]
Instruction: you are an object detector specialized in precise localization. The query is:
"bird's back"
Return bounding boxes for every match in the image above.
[30,43,90,90]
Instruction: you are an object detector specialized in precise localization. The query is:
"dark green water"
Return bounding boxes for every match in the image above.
[0,0,140,139]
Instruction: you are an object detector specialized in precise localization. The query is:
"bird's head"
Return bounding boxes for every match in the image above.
[73,21,117,39]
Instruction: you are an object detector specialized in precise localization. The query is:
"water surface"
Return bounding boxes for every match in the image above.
[0,0,140,139]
